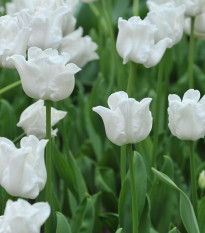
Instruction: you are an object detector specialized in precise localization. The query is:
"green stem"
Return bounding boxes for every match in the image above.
[188,17,195,89]
[45,100,52,233]
[127,62,136,97]
[133,0,139,16]
[127,144,138,233]
[89,2,100,17]
[190,141,198,218]
[13,132,26,143]
[99,0,121,89]
[120,145,126,187]
[151,61,163,167]
[0,80,21,95]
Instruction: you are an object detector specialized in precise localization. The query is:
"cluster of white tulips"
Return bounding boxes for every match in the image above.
[0,0,98,232]
[1,0,205,232]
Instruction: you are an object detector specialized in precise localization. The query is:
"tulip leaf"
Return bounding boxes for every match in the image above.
[198,196,205,233]
[115,228,123,233]
[56,212,72,233]
[152,168,200,233]
[138,195,151,233]
[52,143,87,202]
[168,227,181,233]
[70,195,95,233]
[119,152,147,233]
[99,212,118,233]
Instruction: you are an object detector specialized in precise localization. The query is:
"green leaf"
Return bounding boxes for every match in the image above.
[168,227,181,233]
[100,212,118,233]
[56,212,72,233]
[138,195,151,233]
[71,195,95,233]
[198,196,205,233]
[115,228,123,233]
[152,168,200,233]
[119,152,147,233]
[52,143,87,202]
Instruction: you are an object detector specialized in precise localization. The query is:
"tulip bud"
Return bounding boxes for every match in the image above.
[93,91,153,146]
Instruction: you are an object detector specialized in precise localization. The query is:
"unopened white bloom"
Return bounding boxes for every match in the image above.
[147,0,204,17]
[60,27,99,67]
[199,170,205,190]
[17,100,67,139]
[93,91,153,146]
[116,16,171,67]
[146,2,185,48]
[9,47,81,101]
[0,15,30,68]
[0,199,50,233]
[184,13,205,40]
[0,135,48,198]
[168,89,205,141]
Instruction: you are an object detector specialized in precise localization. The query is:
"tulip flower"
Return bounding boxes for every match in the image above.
[9,47,81,101]
[93,91,153,146]
[17,100,67,139]
[147,0,204,17]
[199,170,205,190]
[116,16,171,67]
[0,199,50,233]
[168,89,205,141]
[60,27,99,67]
[184,13,205,40]
[0,15,30,68]
[0,135,48,199]
[146,2,185,48]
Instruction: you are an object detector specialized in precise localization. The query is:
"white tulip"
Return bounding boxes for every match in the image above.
[17,100,67,139]
[116,16,171,67]
[14,6,75,50]
[146,2,185,48]
[60,27,99,67]
[0,135,48,198]
[0,15,30,68]
[184,13,205,40]
[9,47,81,101]
[0,199,50,233]
[168,89,205,141]
[147,0,204,17]
[93,91,153,146]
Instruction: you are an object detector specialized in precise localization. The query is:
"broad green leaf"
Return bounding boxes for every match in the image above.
[56,212,72,233]
[119,152,147,233]
[198,196,205,233]
[71,195,95,233]
[152,168,200,233]
[91,192,103,233]
[52,144,87,202]
[100,212,118,233]
[139,195,151,233]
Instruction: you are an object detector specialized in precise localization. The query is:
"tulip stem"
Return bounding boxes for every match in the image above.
[133,0,139,16]
[127,144,138,233]
[152,61,163,167]
[188,17,195,89]
[127,62,136,97]
[189,141,198,218]
[45,100,52,233]
[120,145,126,187]
[0,80,21,95]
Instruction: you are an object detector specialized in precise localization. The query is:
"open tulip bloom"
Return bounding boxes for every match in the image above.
[0,199,50,233]
[17,100,67,139]
[116,16,171,67]
[168,89,205,141]
[93,91,153,146]
[0,135,48,199]
[9,47,81,101]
